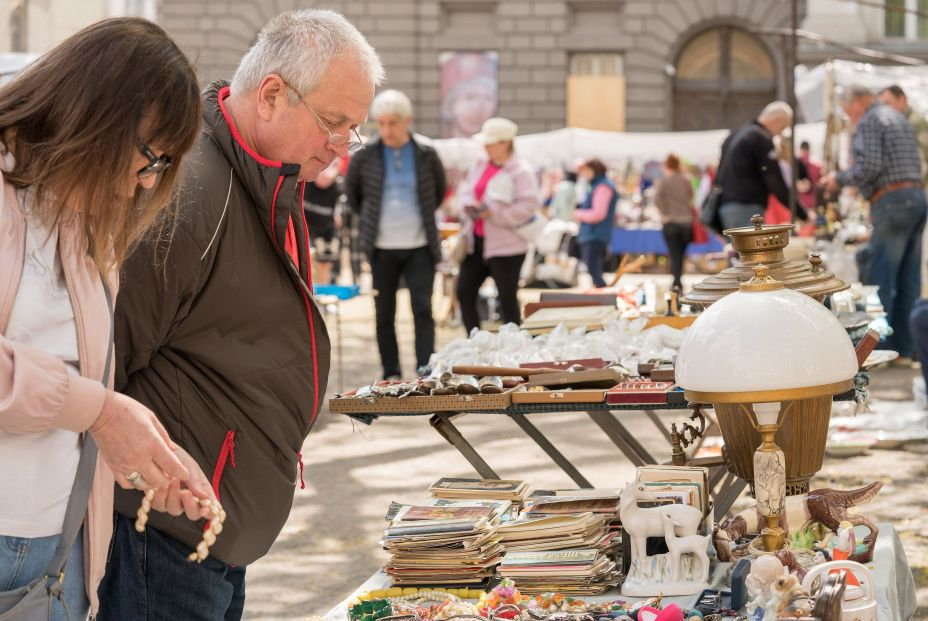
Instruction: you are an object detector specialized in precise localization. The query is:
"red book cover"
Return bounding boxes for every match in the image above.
[605,381,674,405]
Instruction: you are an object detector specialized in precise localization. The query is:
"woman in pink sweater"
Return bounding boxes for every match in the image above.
[0,19,213,618]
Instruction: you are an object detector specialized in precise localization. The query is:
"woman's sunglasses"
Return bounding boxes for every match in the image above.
[137,143,172,179]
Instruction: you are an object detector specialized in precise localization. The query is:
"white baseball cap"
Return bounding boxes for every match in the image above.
[472,117,518,145]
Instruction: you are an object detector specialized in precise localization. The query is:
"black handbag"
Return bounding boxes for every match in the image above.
[0,278,112,621]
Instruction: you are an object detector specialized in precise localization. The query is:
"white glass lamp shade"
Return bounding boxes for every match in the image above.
[676,284,858,402]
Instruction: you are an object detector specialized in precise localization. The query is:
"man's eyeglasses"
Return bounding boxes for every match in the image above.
[137,143,171,179]
[281,79,365,153]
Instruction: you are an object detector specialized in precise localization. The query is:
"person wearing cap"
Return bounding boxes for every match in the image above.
[345,89,447,379]
[456,117,541,333]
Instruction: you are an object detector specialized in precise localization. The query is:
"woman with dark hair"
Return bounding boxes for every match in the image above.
[654,153,693,291]
[0,17,208,619]
[574,158,617,288]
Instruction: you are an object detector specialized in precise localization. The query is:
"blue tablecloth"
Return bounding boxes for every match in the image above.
[611,227,725,256]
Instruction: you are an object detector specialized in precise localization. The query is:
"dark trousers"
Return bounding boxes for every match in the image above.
[371,246,436,378]
[869,188,928,357]
[97,513,246,621]
[456,235,525,334]
[911,299,928,380]
[662,222,693,290]
[579,240,608,288]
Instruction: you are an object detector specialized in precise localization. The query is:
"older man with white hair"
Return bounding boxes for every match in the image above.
[345,89,447,380]
[715,101,801,230]
[822,85,926,365]
[98,10,384,619]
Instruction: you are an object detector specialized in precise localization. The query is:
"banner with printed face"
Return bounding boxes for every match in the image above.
[440,51,498,139]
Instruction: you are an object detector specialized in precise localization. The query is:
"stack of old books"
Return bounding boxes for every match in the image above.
[498,548,618,595]
[494,490,622,594]
[428,477,530,507]
[381,504,503,586]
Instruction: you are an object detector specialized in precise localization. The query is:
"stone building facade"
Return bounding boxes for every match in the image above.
[159,0,815,135]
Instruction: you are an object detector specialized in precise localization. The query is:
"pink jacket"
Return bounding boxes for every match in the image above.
[0,173,115,615]
[459,155,540,259]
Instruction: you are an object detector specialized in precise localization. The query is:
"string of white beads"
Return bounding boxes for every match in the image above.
[133,490,226,563]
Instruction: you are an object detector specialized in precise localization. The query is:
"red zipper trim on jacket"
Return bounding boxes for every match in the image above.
[211,430,237,504]
[268,176,322,433]
[217,86,283,168]
[297,450,306,489]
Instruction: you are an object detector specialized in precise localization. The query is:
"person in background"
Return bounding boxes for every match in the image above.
[766,137,810,225]
[574,158,618,288]
[0,18,208,620]
[822,85,926,366]
[549,170,579,222]
[99,11,383,619]
[345,89,446,380]
[304,159,342,285]
[797,140,822,217]
[457,117,540,333]
[717,101,793,230]
[879,84,928,182]
[654,154,693,291]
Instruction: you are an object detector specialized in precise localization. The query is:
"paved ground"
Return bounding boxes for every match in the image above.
[242,279,928,620]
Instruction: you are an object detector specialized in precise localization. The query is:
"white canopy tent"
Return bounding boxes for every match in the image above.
[430,123,827,172]
[796,59,928,123]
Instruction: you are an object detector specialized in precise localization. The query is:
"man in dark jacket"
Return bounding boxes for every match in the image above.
[97,10,383,620]
[717,101,795,230]
[345,89,447,379]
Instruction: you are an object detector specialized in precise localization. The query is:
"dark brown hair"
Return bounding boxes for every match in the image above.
[582,158,607,177]
[879,84,906,101]
[664,153,681,172]
[0,17,201,271]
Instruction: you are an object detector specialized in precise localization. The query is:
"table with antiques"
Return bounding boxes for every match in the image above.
[321,523,915,621]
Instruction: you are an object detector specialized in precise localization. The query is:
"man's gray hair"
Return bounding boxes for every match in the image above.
[231,9,385,103]
[371,89,413,119]
[758,101,793,122]
[838,84,874,105]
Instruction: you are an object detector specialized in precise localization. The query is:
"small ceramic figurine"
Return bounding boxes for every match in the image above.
[773,574,814,618]
[621,480,704,595]
[746,555,787,621]
[661,511,711,583]
[830,521,861,587]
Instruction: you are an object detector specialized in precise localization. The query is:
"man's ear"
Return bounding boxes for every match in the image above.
[256,74,288,122]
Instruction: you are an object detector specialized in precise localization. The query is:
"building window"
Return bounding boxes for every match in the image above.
[567,53,625,131]
[109,0,157,20]
[884,0,928,39]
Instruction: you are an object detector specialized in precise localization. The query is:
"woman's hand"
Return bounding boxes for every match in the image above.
[89,391,189,491]
[148,446,218,521]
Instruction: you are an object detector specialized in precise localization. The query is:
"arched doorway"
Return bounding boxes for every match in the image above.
[672,26,777,131]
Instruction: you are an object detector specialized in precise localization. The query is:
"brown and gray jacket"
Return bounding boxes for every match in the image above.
[113,81,330,566]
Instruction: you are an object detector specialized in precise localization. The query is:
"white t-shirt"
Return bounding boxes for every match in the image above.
[0,200,82,538]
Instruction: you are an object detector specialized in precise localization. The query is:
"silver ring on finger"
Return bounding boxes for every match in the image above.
[126,471,146,489]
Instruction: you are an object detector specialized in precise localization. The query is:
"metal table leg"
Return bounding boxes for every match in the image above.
[587,411,657,467]
[644,409,673,443]
[508,413,593,488]
[429,413,500,479]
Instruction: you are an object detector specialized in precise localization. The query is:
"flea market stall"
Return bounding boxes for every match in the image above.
[317,220,919,621]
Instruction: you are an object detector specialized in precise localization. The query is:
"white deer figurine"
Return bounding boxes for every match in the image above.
[620,480,702,567]
[661,511,711,583]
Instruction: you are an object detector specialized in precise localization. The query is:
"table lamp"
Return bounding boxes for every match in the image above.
[676,265,858,551]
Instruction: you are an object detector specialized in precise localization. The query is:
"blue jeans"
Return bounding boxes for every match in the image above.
[719,202,765,231]
[910,299,928,389]
[97,513,245,621]
[869,188,928,358]
[0,529,88,621]
[579,241,608,288]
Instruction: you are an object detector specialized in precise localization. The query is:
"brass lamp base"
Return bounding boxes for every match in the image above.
[760,514,787,551]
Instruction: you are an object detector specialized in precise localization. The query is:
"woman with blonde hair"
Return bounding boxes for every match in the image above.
[0,17,210,619]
